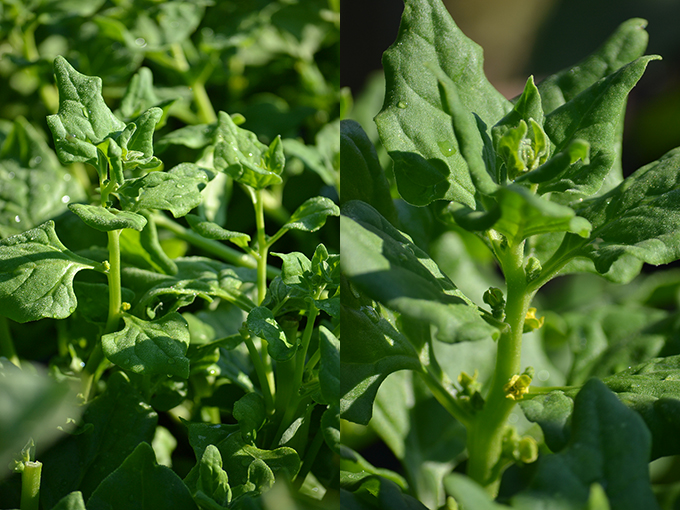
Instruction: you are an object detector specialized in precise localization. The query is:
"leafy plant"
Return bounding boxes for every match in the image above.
[0,1,339,509]
[341,1,680,508]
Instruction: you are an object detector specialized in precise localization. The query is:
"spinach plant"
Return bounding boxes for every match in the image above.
[341,0,680,508]
[0,1,340,509]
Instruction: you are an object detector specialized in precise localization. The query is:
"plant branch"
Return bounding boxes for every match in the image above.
[152,213,280,279]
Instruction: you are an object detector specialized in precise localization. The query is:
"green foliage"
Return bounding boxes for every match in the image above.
[342,0,680,508]
[0,1,338,508]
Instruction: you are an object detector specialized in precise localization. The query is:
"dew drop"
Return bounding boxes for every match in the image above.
[14,215,21,223]
[80,361,86,368]
[537,370,550,381]
[7,172,15,179]
[168,359,176,364]
[397,101,408,109]
[61,195,70,204]
[348,281,361,299]
[29,156,42,167]
[360,305,380,323]
[247,152,253,157]
[63,174,72,182]
[175,183,185,189]
[135,37,147,48]
[437,140,456,157]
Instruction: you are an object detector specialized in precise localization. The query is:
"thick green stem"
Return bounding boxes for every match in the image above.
[242,331,275,416]
[252,188,276,402]
[271,305,320,446]
[105,230,122,334]
[82,229,122,399]
[152,213,280,279]
[466,239,533,494]
[20,461,41,510]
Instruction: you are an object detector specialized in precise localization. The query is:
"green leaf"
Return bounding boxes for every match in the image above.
[247,306,296,362]
[319,325,339,407]
[0,117,86,237]
[219,432,300,490]
[572,147,680,275]
[46,56,126,170]
[0,221,98,322]
[282,196,340,233]
[514,379,658,510]
[340,303,422,426]
[233,392,266,444]
[537,18,649,114]
[40,372,157,507]
[340,120,398,224]
[341,200,499,344]
[51,492,87,510]
[101,312,191,378]
[213,111,284,189]
[444,473,507,510]
[375,0,511,207]
[87,442,199,510]
[69,203,147,232]
[371,371,467,509]
[322,404,340,454]
[123,257,255,316]
[539,56,659,198]
[493,185,591,245]
[116,163,209,218]
[118,67,175,127]
[120,211,178,275]
[187,445,231,508]
[186,213,251,248]
[341,474,430,510]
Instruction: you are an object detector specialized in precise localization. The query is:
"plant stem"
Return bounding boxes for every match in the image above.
[20,461,41,510]
[0,317,20,367]
[271,304,320,446]
[294,427,325,490]
[105,229,122,334]
[82,229,122,399]
[242,331,275,415]
[252,188,276,402]
[152,213,280,279]
[466,239,533,494]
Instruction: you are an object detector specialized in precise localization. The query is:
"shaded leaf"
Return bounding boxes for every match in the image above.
[514,379,658,510]
[40,372,157,507]
[282,196,339,233]
[341,200,499,344]
[87,442,198,510]
[186,213,250,248]
[247,306,296,361]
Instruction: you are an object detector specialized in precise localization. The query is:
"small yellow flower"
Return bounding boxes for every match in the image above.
[504,374,532,400]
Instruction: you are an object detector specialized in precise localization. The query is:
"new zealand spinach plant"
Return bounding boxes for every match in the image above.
[341,0,680,508]
[0,1,339,509]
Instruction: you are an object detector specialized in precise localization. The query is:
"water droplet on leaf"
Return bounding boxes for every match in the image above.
[360,305,380,323]
[14,215,20,223]
[397,101,408,109]
[437,140,456,157]
[135,37,147,48]
[61,195,70,204]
